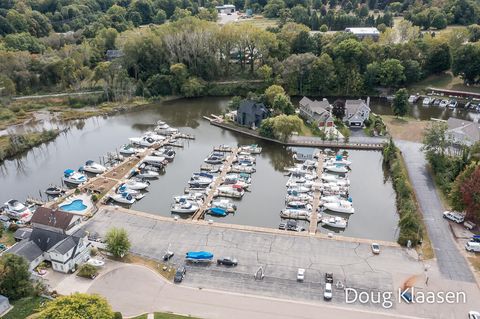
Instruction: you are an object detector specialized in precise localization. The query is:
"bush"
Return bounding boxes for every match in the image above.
[114,312,123,319]
[77,264,98,279]
[320,24,328,32]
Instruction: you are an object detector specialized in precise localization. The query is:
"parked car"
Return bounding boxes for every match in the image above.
[465,242,480,253]
[443,211,465,223]
[371,243,380,254]
[174,266,186,283]
[469,311,480,319]
[464,221,476,230]
[278,222,286,230]
[163,250,174,261]
[324,282,333,300]
[217,257,238,266]
[325,272,333,283]
[297,268,305,281]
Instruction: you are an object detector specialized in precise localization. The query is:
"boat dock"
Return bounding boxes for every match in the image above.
[308,154,324,234]
[192,147,239,220]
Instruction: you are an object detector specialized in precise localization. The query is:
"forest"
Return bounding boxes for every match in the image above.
[0,0,479,103]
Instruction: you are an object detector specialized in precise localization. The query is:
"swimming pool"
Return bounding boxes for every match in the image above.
[60,199,87,212]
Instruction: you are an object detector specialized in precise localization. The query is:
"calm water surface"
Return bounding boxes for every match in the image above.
[0,97,401,241]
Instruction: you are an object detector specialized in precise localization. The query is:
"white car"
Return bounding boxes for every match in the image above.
[371,243,380,254]
[324,283,333,300]
[297,268,305,281]
[469,311,480,319]
[443,211,465,223]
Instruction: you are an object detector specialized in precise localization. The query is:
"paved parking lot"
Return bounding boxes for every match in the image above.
[85,208,422,307]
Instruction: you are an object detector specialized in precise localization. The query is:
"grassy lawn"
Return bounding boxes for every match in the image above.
[3,296,46,319]
[235,16,279,29]
[381,115,429,143]
[468,256,480,272]
[118,254,177,281]
[132,313,200,319]
[0,230,16,247]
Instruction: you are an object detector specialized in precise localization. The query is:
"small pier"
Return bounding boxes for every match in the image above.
[192,147,239,220]
[308,154,324,234]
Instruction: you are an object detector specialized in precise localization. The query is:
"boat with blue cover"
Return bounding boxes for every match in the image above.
[207,207,228,217]
[185,251,214,263]
[63,169,88,185]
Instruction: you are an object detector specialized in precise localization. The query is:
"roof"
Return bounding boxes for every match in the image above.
[0,295,8,302]
[299,97,333,123]
[7,240,43,262]
[237,100,268,116]
[31,207,76,231]
[29,228,67,252]
[216,4,235,8]
[14,228,32,241]
[51,236,78,255]
[447,118,480,143]
[345,99,369,113]
[345,27,380,35]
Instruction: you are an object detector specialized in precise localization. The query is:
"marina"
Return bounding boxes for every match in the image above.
[0,97,399,241]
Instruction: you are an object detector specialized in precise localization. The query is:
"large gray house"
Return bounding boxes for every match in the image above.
[446,118,480,146]
[344,98,371,127]
[236,100,269,128]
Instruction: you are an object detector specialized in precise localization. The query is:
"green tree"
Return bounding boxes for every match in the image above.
[153,10,167,24]
[424,42,451,74]
[450,163,477,211]
[320,24,328,32]
[3,32,45,53]
[431,13,447,30]
[259,117,275,138]
[392,88,409,117]
[129,0,154,24]
[265,84,286,106]
[264,0,286,18]
[0,254,33,300]
[452,44,480,85]
[308,53,336,94]
[181,77,206,97]
[38,293,114,319]
[169,63,188,94]
[105,227,131,258]
[467,24,480,42]
[273,94,295,115]
[422,121,450,157]
[257,64,273,82]
[272,114,303,141]
[170,8,192,21]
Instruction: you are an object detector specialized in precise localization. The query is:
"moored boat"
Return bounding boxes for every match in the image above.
[119,144,141,156]
[110,192,135,204]
[171,199,199,214]
[323,201,354,214]
[322,216,347,229]
[63,169,88,185]
[211,199,237,212]
[324,165,348,174]
[81,160,106,174]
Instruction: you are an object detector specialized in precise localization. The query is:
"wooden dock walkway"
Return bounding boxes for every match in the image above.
[192,147,239,220]
[308,154,324,234]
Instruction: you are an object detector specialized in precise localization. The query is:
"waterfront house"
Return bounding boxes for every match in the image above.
[343,98,371,127]
[236,100,269,129]
[6,227,90,273]
[299,97,334,127]
[345,27,380,41]
[446,118,480,146]
[31,206,82,236]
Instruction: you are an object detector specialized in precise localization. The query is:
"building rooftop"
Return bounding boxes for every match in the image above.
[447,118,480,143]
[7,240,43,262]
[31,207,79,231]
[345,27,380,35]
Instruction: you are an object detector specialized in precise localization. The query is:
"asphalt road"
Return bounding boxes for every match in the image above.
[395,140,474,282]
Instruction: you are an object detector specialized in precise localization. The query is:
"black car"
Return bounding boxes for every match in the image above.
[217,257,238,266]
[174,266,186,283]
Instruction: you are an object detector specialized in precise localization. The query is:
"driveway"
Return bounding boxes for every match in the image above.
[88,264,425,319]
[395,140,474,282]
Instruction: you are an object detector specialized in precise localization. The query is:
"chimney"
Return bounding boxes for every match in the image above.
[367,96,370,107]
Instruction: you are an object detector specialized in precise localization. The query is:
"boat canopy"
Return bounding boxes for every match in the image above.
[64,169,75,175]
[209,207,227,216]
[186,251,213,259]
[85,160,94,165]
[336,155,343,161]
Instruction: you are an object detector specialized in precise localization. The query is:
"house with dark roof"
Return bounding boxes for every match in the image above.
[31,207,81,235]
[343,98,371,127]
[446,118,480,146]
[5,227,90,273]
[299,97,334,127]
[13,227,32,242]
[236,100,269,128]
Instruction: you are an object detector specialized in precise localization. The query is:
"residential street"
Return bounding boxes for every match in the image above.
[395,140,474,282]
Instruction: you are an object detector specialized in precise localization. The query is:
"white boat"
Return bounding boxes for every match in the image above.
[236,155,256,163]
[323,201,354,214]
[143,131,166,141]
[286,179,314,188]
[239,144,262,154]
[171,199,199,214]
[189,174,213,187]
[280,209,311,220]
[223,177,250,189]
[324,165,348,174]
[408,95,419,103]
[155,126,178,135]
[225,173,252,184]
[322,216,347,229]
[124,179,149,190]
[45,185,65,196]
[287,186,311,194]
[286,201,311,209]
[174,193,204,204]
[230,165,256,173]
[285,193,313,202]
[2,199,33,221]
[211,199,237,213]
[135,169,159,179]
[87,259,105,267]
[422,97,432,106]
[322,174,349,184]
[142,156,166,167]
[286,166,309,175]
[82,160,106,174]
[321,195,345,203]
[217,185,245,198]
[439,99,449,107]
[117,183,142,195]
[119,144,141,156]
[110,192,135,204]
[154,148,176,161]
[129,136,156,147]
[63,169,88,185]
[448,99,458,109]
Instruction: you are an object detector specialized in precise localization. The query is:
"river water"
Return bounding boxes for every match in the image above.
[6,96,471,241]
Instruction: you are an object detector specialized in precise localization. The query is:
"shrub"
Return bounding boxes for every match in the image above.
[114,312,123,319]
[77,264,98,279]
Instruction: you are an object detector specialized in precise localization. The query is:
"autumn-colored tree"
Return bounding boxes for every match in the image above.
[460,165,480,222]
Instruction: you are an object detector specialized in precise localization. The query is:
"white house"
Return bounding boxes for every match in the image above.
[215,4,235,13]
[299,97,335,127]
[344,98,371,127]
[446,118,480,146]
[5,207,90,273]
[345,27,380,40]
